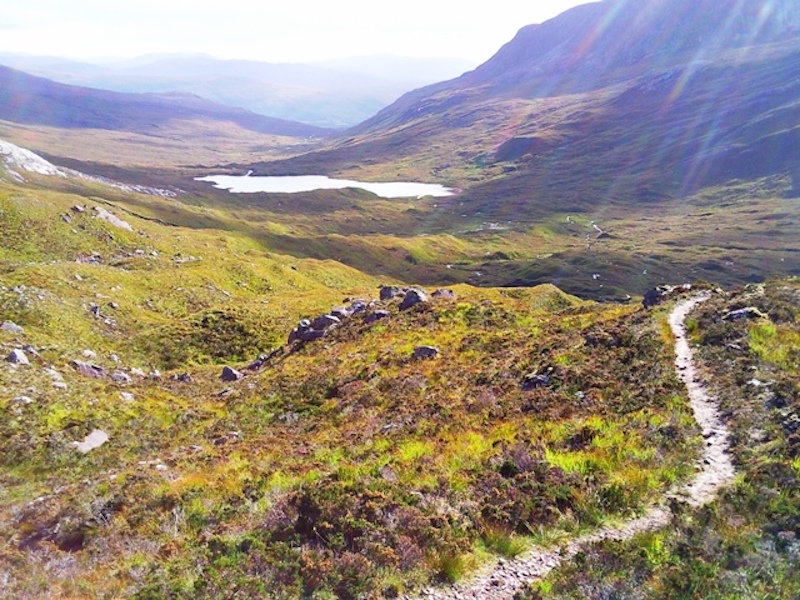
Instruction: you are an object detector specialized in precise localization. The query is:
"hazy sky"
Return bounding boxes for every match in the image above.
[1,1,594,64]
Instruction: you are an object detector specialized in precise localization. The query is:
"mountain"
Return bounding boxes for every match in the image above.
[239,0,800,297]
[0,53,475,129]
[0,65,331,138]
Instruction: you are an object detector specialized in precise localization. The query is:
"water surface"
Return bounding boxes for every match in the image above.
[196,173,455,198]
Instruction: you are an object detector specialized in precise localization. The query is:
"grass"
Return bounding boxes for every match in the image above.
[520,278,800,600]
[0,168,709,598]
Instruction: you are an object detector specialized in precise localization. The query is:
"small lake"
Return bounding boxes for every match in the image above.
[195,173,455,198]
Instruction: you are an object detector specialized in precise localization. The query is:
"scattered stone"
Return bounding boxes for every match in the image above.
[71,360,107,378]
[350,299,368,314]
[522,373,551,390]
[149,370,162,379]
[1,321,24,334]
[300,329,326,342]
[330,307,351,320]
[221,366,243,382]
[413,346,439,360]
[71,205,86,213]
[44,367,64,381]
[432,289,457,300]
[110,370,132,384]
[379,285,404,301]
[13,395,33,405]
[311,314,341,331]
[82,349,97,359]
[723,306,768,321]
[120,392,135,402]
[155,464,168,472]
[71,429,109,454]
[93,206,133,231]
[172,373,193,383]
[130,367,146,377]
[22,345,40,358]
[643,284,692,309]
[364,310,390,324]
[53,381,68,390]
[6,349,29,365]
[399,288,429,311]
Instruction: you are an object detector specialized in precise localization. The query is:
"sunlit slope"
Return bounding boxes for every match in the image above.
[0,173,703,598]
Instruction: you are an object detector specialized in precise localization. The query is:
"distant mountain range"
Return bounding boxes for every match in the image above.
[0,65,331,138]
[0,53,475,128]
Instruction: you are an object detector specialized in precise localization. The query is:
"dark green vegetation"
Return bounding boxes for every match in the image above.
[521,279,800,599]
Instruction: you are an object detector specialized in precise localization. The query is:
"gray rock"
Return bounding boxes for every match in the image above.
[120,392,135,402]
[149,369,162,379]
[400,289,429,311]
[130,367,146,377]
[350,299,368,314]
[379,285,403,301]
[330,307,351,320]
[53,381,68,390]
[432,289,457,300]
[221,366,243,382]
[110,370,133,384]
[364,310,390,324]
[413,346,439,360]
[71,360,107,378]
[300,329,326,342]
[723,306,768,321]
[311,314,341,331]
[1,321,24,334]
[6,349,29,365]
[13,395,33,404]
[82,349,97,359]
[22,345,40,358]
[72,429,109,454]
[522,373,551,390]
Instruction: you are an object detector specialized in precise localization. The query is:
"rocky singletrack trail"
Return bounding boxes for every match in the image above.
[402,294,736,600]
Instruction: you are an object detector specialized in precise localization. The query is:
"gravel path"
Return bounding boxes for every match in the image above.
[401,294,735,600]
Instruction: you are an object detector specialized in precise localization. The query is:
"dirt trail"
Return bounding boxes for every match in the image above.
[402,294,735,600]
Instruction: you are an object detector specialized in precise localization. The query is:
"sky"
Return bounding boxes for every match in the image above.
[0,1,594,65]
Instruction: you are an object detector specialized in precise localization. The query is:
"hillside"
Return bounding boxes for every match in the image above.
[241,0,800,299]
[0,0,798,593]
[0,65,331,138]
[0,54,474,129]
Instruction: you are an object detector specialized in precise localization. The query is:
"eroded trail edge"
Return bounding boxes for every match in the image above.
[403,294,736,600]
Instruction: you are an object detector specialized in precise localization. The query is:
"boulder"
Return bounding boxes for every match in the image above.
[432,289,457,300]
[71,429,109,454]
[330,307,351,320]
[300,329,326,342]
[400,289,429,311]
[379,286,403,301]
[221,366,243,382]
[364,310,390,324]
[311,314,341,331]
[349,299,368,314]
[110,370,133,384]
[522,373,550,391]
[413,345,439,360]
[6,349,29,365]
[1,321,24,334]
[723,306,768,321]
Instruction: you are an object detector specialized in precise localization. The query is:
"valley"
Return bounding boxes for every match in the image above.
[1,0,799,598]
